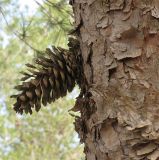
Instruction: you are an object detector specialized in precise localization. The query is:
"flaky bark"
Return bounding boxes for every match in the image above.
[71,0,159,159]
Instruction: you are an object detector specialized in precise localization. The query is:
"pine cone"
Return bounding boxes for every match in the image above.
[11,45,79,114]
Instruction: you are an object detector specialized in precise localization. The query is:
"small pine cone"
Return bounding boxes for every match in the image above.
[68,37,83,87]
[11,46,78,114]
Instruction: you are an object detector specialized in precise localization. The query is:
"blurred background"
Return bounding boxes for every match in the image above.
[0,0,84,159]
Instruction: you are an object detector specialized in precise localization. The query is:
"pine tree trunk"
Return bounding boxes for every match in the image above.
[71,0,159,159]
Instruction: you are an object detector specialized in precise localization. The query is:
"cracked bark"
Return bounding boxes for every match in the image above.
[71,0,159,159]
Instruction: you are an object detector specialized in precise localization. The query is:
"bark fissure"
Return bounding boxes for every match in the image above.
[87,43,94,84]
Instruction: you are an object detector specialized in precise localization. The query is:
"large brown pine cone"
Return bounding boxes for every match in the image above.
[11,44,80,114]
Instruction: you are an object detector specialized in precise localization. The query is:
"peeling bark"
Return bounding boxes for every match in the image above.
[71,0,159,159]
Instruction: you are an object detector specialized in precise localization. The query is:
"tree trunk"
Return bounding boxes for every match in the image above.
[71,0,159,159]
